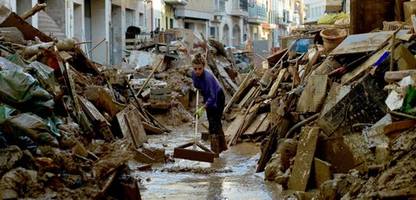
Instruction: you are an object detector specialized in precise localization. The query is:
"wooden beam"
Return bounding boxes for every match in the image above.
[288,127,320,191]
[20,3,47,20]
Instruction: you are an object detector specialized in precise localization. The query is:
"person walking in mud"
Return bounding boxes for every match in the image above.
[192,53,227,154]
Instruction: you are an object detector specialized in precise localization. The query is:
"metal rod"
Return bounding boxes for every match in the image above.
[136,58,164,96]
[194,90,199,150]
[87,38,106,55]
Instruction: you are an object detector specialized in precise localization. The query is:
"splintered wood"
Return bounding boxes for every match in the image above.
[78,96,114,141]
[296,75,328,113]
[117,104,148,148]
[288,127,319,191]
[228,103,261,146]
[268,68,287,98]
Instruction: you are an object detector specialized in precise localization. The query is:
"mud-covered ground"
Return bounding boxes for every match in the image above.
[132,122,282,200]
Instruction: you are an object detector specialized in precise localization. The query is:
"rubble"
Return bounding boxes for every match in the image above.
[0,1,252,198]
[207,4,416,199]
[1,1,416,199]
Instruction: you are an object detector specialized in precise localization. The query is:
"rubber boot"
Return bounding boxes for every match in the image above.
[219,135,228,153]
[218,129,228,152]
[210,135,220,157]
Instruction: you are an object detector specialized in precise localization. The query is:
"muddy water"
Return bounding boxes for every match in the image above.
[133,123,283,200]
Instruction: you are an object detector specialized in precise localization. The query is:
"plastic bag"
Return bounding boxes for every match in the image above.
[0,104,16,124]
[402,86,416,114]
[3,113,59,147]
[0,68,53,115]
[28,61,61,96]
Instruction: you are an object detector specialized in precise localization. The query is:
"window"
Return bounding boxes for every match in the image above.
[139,13,144,26]
[157,18,161,28]
[165,17,168,30]
[185,22,191,29]
[170,18,174,28]
[210,27,216,38]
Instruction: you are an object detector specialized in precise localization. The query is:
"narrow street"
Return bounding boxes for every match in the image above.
[136,123,282,200]
[3,0,416,199]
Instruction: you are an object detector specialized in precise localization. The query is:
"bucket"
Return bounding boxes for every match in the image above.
[320,28,347,53]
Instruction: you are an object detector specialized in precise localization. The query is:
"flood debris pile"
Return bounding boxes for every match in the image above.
[223,18,416,200]
[0,2,252,198]
[0,4,178,199]
[125,29,247,126]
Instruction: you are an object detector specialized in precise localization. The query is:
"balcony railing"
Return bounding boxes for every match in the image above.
[248,3,267,24]
[164,0,188,6]
[214,0,226,14]
[230,0,248,16]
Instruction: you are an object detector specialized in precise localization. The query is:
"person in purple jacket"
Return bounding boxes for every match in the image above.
[192,53,227,154]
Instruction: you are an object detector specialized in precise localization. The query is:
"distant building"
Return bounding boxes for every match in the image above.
[2,0,145,65]
[304,0,343,23]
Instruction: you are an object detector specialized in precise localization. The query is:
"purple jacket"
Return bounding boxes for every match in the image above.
[192,69,222,109]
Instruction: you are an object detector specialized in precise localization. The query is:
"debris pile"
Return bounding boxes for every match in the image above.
[0,3,250,198]
[223,14,416,199]
[0,5,177,199]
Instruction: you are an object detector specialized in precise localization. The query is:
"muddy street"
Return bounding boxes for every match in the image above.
[134,123,282,200]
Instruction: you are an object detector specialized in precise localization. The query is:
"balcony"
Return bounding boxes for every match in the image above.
[164,0,188,6]
[248,3,267,24]
[214,0,226,16]
[229,0,248,17]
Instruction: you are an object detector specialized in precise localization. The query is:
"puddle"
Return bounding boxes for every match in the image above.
[134,123,283,200]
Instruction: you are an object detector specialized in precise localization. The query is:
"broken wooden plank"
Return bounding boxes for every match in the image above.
[296,75,328,113]
[314,158,332,188]
[142,122,164,135]
[257,116,270,133]
[125,110,147,148]
[330,31,393,55]
[341,45,390,84]
[0,6,52,42]
[268,68,287,98]
[20,3,47,20]
[134,149,156,163]
[214,57,239,92]
[244,113,268,135]
[288,127,320,191]
[224,69,255,113]
[225,112,246,141]
[385,70,416,82]
[256,118,291,172]
[116,104,147,148]
[238,86,257,108]
[267,48,288,67]
[173,142,216,163]
[95,171,117,199]
[383,120,416,135]
[78,96,114,141]
[229,103,261,146]
[395,44,416,70]
[78,96,108,124]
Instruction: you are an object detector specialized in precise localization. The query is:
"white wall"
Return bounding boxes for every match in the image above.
[90,0,110,64]
[304,0,326,22]
[111,4,122,65]
[0,0,16,11]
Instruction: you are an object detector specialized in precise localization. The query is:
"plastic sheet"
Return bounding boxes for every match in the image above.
[0,65,53,115]
[3,113,58,147]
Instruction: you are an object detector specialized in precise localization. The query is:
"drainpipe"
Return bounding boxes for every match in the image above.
[150,0,153,31]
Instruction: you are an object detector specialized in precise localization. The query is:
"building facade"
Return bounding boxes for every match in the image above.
[248,0,268,41]
[212,0,248,47]
[3,0,144,65]
[304,0,343,23]
[1,0,305,64]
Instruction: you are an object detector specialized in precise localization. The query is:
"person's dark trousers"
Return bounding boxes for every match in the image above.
[206,90,227,153]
